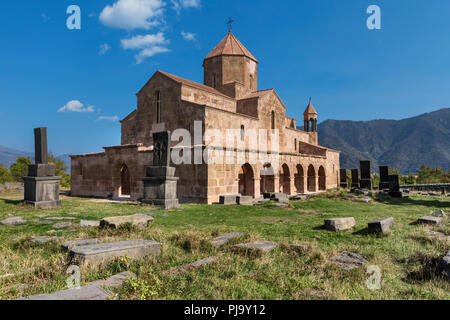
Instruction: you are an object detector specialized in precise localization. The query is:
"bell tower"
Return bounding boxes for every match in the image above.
[203,31,258,98]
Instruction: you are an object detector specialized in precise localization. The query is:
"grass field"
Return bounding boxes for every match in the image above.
[0,189,449,300]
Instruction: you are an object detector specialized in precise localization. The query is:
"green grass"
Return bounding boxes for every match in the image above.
[0,190,449,300]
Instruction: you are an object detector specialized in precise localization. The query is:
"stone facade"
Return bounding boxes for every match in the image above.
[71,31,340,204]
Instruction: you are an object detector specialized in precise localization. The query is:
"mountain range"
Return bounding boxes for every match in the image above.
[0,146,70,172]
[317,108,450,173]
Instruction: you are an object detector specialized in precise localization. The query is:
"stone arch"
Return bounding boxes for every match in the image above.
[295,164,305,194]
[307,164,316,192]
[239,163,255,197]
[120,164,131,197]
[318,166,326,191]
[260,163,275,194]
[280,163,291,195]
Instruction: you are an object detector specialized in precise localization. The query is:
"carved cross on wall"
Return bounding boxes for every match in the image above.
[154,140,166,163]
[152,131,171,167]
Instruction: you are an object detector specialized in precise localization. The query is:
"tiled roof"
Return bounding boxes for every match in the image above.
[204,31,258,63]
[304,101,318,115]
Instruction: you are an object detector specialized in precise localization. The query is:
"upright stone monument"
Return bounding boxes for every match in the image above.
[379,166,390,190]
[340,169,348,188]
[141,131,180,209]
[351,169,359,189]
[23,128,61,208]
[359,160,372,189]
[388,174,402,198]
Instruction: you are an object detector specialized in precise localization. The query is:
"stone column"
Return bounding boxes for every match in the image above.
[289,174,296,195]
[253,178,261,199]
[274,176,280,193]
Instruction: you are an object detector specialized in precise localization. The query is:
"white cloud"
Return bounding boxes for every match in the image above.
[171,0,201,13]
[121,32,168,49]
[181,31,196,42]
[98,43,111,55]
[97,115,119,122]
[121,32,170,63]
[135,46,170,64]
[99,0,165,30]
[58,100,95,113]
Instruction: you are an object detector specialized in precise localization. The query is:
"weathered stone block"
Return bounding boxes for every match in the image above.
[54,222,72,229]
[70,239,161,268]
[163,257,218,276]
[233,241,277,253]
[23,176,62,208]
[324,217,356,231]
[432,210,447,218]
[368,217,394,234]
[418,216,442,225]
[27,164,55,177]
[20,285,114,301]
[80,220,101,227]
[1,217,26,226]
[99,214,154,229]
[237,196,253,205]
[330,252,368,271]
[442,251,450,281]
[219,195,238,205]
[30,236,57,244]
[212,232,244,248]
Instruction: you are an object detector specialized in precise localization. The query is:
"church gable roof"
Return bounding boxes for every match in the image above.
[204,31,258,63]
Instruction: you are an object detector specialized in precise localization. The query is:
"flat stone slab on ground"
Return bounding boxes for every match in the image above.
[30,236,57,244]
[100,214,154,229]
[219,195,238,205]
[163,257,218,276]
[432,210,447,218]
[324,218,356,231]
[19,272,135,300]
[80,220,100,227]
[418,216,443,225]
[47,217,76,221]
[368,217,394,234]
[70,239,161,268]
[54,222,72,229]
[233,241,278,253]
[330,252,368,271]
[237,196,253,205]
[211,232,244,248]
[34,220,54,225]
[62,239,100,251]
[1,217,27,226]
[36,214,48,218]
[290,195,309,201]
[426,230,450,242]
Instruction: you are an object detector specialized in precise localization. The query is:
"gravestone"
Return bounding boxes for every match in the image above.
[100,214,154,229]
[163,257,218,276]
[141,131,180,209]
[368,217,394,234]
[359,161,372,189]
[351,169,359,189]
[324,217,356,231]
[388,174,403,198]
[23,128,61,208]
[340,169,348,188]
[211,232,244,248]
[329,252,368,271]
[379,166,390,190]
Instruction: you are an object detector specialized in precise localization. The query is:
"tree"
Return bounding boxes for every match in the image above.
[0,164,13,184]
[48,154,71,188]
[10,156,32,182]
[416,165,448,184]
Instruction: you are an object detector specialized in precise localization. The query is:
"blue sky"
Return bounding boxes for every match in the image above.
[0,0,449,155]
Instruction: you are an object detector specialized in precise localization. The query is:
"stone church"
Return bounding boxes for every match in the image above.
[71,31,340,204]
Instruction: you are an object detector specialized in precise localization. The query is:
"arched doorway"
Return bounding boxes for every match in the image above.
[239,163,255,197]
[295,164,305,194]
[318,166,326,191]
[280,164,291,195]
[307,165,316,192]
[260,163,275,194]
[120,165,131,197]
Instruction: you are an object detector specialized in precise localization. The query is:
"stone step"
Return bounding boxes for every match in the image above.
[237,196,253,205]
[70,239,161,268]
[324,218,355,231]
[368,217,394,234]
[219,195,238,205]
[100,214,154,229]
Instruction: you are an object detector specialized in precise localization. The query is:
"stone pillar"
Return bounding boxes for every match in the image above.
[253,178,261,199]
[303,175,308,194]
[23,127,61,208]
[274,176,280,193]
[289,174,296,195]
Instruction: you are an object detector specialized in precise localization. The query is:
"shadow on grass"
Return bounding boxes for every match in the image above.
[377,197,450,208]
[353,228,369,235]
[398,252,447,283]
[0,198,25,205]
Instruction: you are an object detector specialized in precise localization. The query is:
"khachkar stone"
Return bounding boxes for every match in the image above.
[23,128,61,208]
[340,169,348,188]
[351,169,359,189]
[388,174,402,198]
[378,166,390,190]
[359,160,372,189]
[142,131,180,209]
